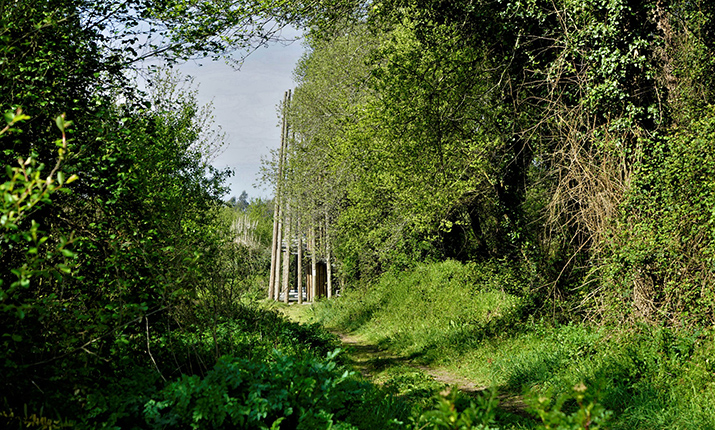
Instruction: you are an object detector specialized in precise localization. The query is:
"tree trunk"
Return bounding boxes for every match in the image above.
[282,210,292,304]
[269,90,290,300]
[311,223,317,302]
[273,205,283,301]
[297,225,303,304]
[325,211,332,299]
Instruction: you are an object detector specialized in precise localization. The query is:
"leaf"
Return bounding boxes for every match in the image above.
[54,114,72,132]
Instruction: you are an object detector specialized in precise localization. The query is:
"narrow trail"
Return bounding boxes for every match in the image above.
[277,303,529,417]
[336,331,486,394]
[333,330,529,417]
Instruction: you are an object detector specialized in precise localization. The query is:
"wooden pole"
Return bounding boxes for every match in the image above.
[281,89,292,304]
[268,207,279,299]
[305,229,311,303]
[274,91,292,301]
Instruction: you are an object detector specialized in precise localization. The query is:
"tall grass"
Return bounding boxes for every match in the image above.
[312,260,715,429]
[317,260,527,356]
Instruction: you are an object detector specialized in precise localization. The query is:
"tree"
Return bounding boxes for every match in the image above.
[2,0,366,418]
[279,0,715,327]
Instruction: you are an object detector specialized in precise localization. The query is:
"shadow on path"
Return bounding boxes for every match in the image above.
[333,331,531,419]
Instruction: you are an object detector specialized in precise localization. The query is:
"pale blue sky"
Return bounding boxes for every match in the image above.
[178,32,304,200]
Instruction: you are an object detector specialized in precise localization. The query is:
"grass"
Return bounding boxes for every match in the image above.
[306,259,715,429]
[268,299,316,324]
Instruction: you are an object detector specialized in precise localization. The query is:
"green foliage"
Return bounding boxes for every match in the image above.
[0,0,297,420]
[172,304,342,367]
[378,366,448,408]
[0,110,78,363]
[527,383,611,430]
[498,325,715,429]
[411,389,499,430]
[311,257,715,428]
[278,0,715,330]
[213,197,275,302]
[144,350,376,429]
[8,0,715,427]
[2,0,386,426]
[0,110,80,430]
[55,301,355,428]
[596,104,715,325]
[406,382,611,430]
[283,11,532,279]
[314,260,530,360]
[0,405,75,430]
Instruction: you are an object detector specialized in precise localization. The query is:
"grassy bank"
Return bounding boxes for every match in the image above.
[306,260,715,429]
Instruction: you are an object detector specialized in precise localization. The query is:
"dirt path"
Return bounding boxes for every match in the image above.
[334,330,529,416]
[277,303,529,417]
[336,331,486,391]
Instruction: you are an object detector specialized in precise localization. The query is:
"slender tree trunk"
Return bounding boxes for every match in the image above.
[268,197,280,299]
[273,204,283,301]
[311,223,317,301]
[297,226,303,304]
[269,90,290,300]
[325,211,332,299]
[282,210,292,304]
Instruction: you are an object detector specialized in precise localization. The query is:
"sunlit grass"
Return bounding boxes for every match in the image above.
[266,300,318,325]
[311,260,715,429]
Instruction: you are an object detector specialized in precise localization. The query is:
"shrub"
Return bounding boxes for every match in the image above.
[144,349,401,430]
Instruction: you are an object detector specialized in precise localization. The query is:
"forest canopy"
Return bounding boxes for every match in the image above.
[275,0,715,326]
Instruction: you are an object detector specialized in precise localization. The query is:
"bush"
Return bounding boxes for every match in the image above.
[144,349,402,430]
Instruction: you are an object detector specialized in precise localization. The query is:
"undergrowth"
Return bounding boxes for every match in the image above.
[7,259,713,429]
[310,260,715,429]
[0,302,409,429]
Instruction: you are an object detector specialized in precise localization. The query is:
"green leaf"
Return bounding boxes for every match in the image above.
[55,114,72,132]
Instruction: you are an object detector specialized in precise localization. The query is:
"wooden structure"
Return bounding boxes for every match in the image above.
[271,238,329,303]
[306,261,328,300]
